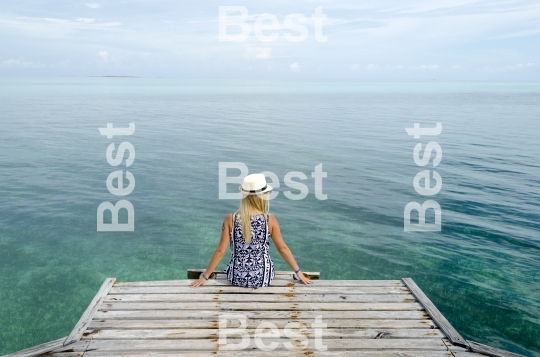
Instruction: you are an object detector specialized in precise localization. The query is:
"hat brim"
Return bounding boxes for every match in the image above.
[239,185,273,197]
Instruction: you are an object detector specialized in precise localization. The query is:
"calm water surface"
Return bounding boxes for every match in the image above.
[0,78,539,356]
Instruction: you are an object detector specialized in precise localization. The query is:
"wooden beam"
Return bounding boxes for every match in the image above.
[109,285,412,295]
[1,336,66,357]
[187,269,320,280]
[103,292,416,303]
[468,340,526,357]
[88,318,437,329]
[98,301,425,311]
[83,338,452,351]
[116,279,401,287]
[46,340,91,354]
[401,277,469,348]
[94,309,429,320]
[80,327,445,340]
[83,352,471,357]
[63,277,116,346]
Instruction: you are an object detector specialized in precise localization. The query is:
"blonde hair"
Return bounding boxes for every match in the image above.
[235,193,270,244]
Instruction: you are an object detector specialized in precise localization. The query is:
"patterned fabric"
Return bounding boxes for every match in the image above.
[224,213,275,288]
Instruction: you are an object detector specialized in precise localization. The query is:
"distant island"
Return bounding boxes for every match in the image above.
[87,76,139,78]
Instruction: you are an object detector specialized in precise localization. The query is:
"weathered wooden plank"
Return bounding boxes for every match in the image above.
[402,278,469,348]
[442,339,470,352]
[49,341,91,353]
[187,269,320,280]
[80,327,444,340]
[109,286,410,294]
[85,338,450,351]
[453,354,502,357]
[1,336,67,357]
[94,309,431,320]
[6,276,521,357]
[84,351,457,357]
[467,340,526,357]
[63,277,116,346]
[88,318,437,330]
[98,301,425,311]
[114,280,404,287]
[104,293,416,303]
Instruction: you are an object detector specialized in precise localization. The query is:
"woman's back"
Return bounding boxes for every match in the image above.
[224,212,275,288]
[190,173,312,290]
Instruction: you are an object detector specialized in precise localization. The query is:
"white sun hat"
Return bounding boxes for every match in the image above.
[239,173,273,197]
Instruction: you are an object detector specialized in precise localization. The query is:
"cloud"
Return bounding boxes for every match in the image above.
[0,58,46,68]
[98,51,109,61]
[0,58,70,69]
[0,1,538,79]
[244,47,272,60]
[328,1,540,61]
[3,16,122,36]
[507,62,535,70]
[420,64,439,70]
[480,63,535,72]
[393,0,485,14]
[365,64,405,71]
[76,18,95,23]
[50,60,71,68]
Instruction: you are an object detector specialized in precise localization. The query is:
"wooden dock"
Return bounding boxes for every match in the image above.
[4,270,524,357]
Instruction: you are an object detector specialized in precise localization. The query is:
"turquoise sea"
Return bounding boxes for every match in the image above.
[0,78,539,356]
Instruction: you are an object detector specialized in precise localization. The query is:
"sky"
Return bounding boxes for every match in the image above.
[0,0,539,80]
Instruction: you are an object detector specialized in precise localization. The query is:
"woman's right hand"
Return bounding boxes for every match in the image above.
[296,271,313,285]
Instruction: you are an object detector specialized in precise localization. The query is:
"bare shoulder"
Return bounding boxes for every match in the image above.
[268,214,279,226]
[223,214,234,228]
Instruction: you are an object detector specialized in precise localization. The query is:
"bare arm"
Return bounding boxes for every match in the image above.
[269,214,312,284]
[190,214,232,288]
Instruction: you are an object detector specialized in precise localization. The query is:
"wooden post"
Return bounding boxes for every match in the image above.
[187,269,320,280]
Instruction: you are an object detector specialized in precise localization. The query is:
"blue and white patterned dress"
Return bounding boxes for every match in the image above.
[224,213,275,288]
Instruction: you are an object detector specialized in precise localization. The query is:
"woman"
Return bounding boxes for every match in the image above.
[190,173,313,288]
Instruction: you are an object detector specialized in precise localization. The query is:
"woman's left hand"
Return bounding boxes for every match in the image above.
[189,276,207,288]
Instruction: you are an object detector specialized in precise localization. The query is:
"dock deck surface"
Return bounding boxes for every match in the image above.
[5,271,524,357]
